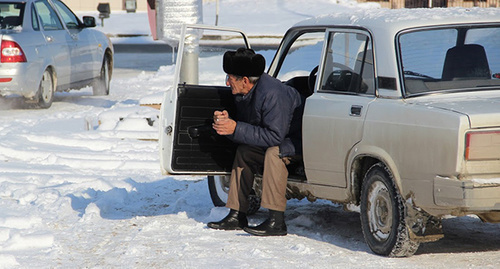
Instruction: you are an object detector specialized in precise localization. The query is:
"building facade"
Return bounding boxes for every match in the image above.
[63,0,148,12]
[359,0,499,8]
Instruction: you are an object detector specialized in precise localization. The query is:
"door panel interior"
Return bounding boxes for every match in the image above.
[171,84,237,172]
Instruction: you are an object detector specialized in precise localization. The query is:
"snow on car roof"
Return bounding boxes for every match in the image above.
[294,7,500,33]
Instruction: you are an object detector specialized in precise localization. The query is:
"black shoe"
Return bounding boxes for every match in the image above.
[243,210,287,236]
[207,209,248,230]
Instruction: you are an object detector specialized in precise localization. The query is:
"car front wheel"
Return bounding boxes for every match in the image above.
[93,54,111,96]
[35,69,54,109]
[208,175,261,215]
[360,163,419,257]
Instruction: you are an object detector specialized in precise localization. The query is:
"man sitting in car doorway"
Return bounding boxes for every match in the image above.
[207,48,303,236]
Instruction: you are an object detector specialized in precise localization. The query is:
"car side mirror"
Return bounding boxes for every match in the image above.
[82,16,96,28]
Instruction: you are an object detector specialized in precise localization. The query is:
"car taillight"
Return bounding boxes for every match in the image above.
[465,131,500,160]
[1,40,26,63]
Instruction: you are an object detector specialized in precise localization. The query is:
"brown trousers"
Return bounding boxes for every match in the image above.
[226,145,289,213]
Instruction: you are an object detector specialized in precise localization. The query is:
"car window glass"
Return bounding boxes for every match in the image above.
[399,26,500,96]
[400,29,455,80]
[52,0,79,29]
[34,0,63,30]
[319,31,375,95]
[31,4,39,31]
[465,28,500,76]
[276,31,325,81]
[0,3,24,29]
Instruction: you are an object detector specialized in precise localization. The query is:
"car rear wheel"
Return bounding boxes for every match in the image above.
[35,69,54,109]
[208,175,261,215]
[360,163,419,257]
[92,54,111,96]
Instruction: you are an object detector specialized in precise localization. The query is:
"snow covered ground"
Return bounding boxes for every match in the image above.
[1,0,500,268]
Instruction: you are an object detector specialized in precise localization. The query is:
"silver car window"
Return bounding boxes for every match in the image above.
[319,31,375,95]
[52,0,79,29]
[276,31,325,82]
[34,0,63,31]
[31,4,40,31]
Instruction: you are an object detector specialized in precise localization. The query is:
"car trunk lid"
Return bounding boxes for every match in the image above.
[409,90,500,129]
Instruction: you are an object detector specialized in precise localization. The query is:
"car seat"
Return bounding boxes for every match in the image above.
[442,44,491,80]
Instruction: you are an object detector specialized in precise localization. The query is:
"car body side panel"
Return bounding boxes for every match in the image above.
[355,98,467,211]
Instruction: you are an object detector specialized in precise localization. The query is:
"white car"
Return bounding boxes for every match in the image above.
[159,8,500,256]
[0,0,113,108]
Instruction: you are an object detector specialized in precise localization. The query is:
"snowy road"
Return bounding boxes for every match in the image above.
[0,47,499,268]
[2,0,500,264]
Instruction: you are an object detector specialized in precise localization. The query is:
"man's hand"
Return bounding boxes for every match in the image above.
[213,110,236,135]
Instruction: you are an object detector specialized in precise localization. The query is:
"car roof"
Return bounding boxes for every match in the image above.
[293,7,500,35]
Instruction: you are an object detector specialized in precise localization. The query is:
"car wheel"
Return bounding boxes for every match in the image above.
[360,163,419,257]
[92,55,111,96]
[208,175,261,215]
[35,69,54,109]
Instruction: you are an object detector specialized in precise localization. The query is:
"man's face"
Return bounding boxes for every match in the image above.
[226,74,252,95]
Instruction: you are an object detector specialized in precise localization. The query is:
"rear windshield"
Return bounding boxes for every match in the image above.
[0,3,24,29]
[399,25,500,97]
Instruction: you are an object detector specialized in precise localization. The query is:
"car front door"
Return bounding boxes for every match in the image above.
[302,29,376,187]
[159,25,252,175]
[52,0,95,83]
[34,0,71,86]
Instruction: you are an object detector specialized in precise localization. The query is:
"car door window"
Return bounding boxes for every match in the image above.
[52,0,80,29]
[34,0,63,30]
[31,4,40,31]
[319,31,375,95]
[276,31,325,82]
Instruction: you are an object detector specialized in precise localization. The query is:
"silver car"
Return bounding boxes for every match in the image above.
[0,0,113,108]
[159,8,500,257]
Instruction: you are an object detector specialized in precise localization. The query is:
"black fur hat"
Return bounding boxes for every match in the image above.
[223,48,265,77]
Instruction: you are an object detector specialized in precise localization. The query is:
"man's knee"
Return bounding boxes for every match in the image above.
[264,146,288,165]
[234,145,265,166]
[264,146,280,157]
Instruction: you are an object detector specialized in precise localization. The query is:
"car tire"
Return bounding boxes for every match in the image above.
[92,54,111,96]
[360,163,420,257]
[208,175,261,215]
[34,69,54,109]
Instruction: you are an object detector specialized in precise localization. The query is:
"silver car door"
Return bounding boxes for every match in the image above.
[303,29,376,187]
[160,24,251,175]
[34,0,71,87]
[52,0,95,82]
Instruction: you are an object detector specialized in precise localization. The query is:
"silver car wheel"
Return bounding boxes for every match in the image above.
[40,70,53,102]
[366,180,392,241]
[35,69,54,109]
[207,175,261,215]
[360,163,419,257]
[93,55,111,96]
[208,175,229,206]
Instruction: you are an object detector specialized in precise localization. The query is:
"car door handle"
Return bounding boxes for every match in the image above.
[46,36,53,43]
[350,105,363,117]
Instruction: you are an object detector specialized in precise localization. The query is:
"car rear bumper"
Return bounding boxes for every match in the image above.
[0,63,39,99]
[434,175,500,211]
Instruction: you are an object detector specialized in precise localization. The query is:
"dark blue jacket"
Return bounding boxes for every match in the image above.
[229,73,303,157]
